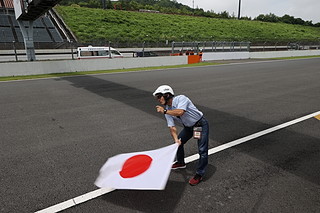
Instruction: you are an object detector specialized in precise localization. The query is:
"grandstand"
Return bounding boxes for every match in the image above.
[0,0,76,49]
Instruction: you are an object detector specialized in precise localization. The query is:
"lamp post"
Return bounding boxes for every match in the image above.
[238,0,241,19]
[192,0,195,15]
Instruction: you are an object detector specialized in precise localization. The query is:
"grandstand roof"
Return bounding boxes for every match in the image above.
[0,0,14,9]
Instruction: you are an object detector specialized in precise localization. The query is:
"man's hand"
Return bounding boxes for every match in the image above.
[175,138,182,146]
[156,105,165,114]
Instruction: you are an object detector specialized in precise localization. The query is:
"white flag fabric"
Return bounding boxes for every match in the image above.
[95,143,179,190]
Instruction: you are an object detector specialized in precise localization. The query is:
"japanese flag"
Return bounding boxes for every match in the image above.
[95,143,179,190]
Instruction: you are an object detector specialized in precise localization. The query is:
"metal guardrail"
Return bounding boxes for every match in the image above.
[1,41,319,62]
[171,41,251,54]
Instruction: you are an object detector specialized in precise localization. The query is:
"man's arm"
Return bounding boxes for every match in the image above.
[169,126,181,145]
[156,105,185,116]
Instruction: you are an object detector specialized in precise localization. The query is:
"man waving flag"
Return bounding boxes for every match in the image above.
[95,143,179,190]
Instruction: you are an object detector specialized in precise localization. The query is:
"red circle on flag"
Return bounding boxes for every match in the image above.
[119,154,153,178]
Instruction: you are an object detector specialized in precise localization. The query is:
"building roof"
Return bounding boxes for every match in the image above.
[0,0,14,9]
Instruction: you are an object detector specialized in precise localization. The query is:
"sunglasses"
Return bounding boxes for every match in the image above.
[156,94,163,99]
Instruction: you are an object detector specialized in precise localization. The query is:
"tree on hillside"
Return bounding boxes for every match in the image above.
[219,11,230,19]
[129,1,140,10]
[256,13,279,23]
[281,14,295,24]
[106,0,113,9]
[119,0,128,10]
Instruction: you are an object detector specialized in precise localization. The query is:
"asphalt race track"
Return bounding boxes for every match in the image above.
[1,58,319,213]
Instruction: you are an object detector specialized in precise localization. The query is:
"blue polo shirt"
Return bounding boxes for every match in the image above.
[165,95,203,127]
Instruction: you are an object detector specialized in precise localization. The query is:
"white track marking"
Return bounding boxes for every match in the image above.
[35,111,320,213]
[36,188,115,213]
[185,111,320,163]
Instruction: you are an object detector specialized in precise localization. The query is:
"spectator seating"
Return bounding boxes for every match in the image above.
[0,0,68,49]
[0,13,63,43]
[0,26,14,42]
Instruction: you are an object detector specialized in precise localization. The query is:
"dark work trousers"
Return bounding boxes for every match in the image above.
[176,117,209,176]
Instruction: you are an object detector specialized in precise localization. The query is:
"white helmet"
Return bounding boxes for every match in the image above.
[153,85,174,96]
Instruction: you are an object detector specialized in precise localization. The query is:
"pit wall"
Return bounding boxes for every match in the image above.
[202,50,320,61]
[1,50,320,77]
[0,56,187,77]
[249,50,320,59]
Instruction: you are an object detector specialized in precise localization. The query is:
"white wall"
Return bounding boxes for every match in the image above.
[1,50,319,77]
[202,50,320,61]
[202,52,250,61]
[0,56,188,77]
[250,50,320,59]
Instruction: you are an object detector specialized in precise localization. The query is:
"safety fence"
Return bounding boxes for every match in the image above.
[1,40,320,62]
[171,41,251,55]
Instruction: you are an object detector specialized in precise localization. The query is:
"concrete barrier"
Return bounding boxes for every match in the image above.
[1,50,320,77]
[202,50,320,61]
[0,56,188,77]
[202,52,250,61]
[250,50,320,59]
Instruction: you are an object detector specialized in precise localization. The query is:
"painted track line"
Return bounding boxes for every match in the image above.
[36,111,320,213]
[35,188,115,213]
[185,110,320,163]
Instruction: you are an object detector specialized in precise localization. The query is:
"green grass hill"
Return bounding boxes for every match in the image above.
[55,5,320,45]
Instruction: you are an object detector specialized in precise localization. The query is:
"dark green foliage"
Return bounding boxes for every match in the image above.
[255,13,318,27]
